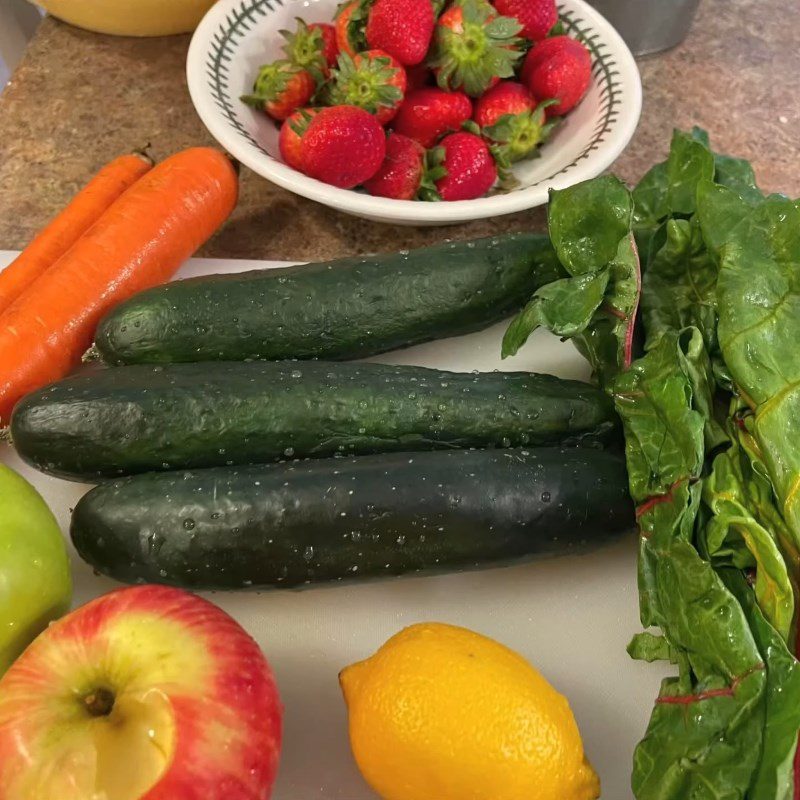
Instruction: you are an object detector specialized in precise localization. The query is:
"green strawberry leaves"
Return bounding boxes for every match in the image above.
[416,145,448,201]
[329,52,403,114]
[241,60,303,109]
[280,18,328,84]
[428,0,524,97]
[483,99,557,167]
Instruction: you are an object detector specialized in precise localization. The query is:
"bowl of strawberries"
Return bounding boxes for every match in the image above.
[188,0,641,225]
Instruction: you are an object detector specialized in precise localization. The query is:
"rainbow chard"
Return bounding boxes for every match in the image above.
[502,174,641,386]
[506,128,800,798]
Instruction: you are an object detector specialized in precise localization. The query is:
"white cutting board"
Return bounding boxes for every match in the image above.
[0,251,667,799]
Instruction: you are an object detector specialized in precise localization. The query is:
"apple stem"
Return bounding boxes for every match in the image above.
[83,687,115,717]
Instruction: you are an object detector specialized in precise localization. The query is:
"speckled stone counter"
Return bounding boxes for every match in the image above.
[0,0,798,261]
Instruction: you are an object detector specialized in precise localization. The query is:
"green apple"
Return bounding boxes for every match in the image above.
[0,464,72,673]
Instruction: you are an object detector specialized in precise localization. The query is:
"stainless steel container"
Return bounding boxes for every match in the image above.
[588,0,701,55]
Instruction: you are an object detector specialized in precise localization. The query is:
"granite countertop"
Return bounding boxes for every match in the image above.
[0,0,797,261]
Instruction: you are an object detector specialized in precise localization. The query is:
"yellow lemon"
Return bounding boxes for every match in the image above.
[33,0,217,36]
[340,622,600,800]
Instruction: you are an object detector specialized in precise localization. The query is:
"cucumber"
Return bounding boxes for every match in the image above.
[12,361,617,482]
[70,447,633,590]
[94,234,562,365]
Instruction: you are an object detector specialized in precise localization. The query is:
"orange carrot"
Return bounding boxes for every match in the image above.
[0,153,153,315]
[0,147,238,424]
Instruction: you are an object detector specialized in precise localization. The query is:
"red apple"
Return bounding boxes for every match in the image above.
[0,585,282,799]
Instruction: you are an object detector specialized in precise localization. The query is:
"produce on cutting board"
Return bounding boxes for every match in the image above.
[0,465,71,675]
[70,447,633,590]
[12,360,617,480]
[242,0,592,199]
[0,147,238,425]
[0,584,282,799]
[94,233,561,365]
[504,128,800,797]
[0,152,152,315]
[340,622,600,800]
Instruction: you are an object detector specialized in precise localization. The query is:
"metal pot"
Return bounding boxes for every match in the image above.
[587,0,701,55]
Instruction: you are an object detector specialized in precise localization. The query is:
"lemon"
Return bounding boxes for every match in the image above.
[340,622,600,800]
[33,0,217,37]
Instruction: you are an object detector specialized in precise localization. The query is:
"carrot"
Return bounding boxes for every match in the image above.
[0,152,153,315]
[0,147,238,425]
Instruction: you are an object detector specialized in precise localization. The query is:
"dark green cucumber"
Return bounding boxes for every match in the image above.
[11,361,617,481]
[94,234,561,365]
[70,447,633,590]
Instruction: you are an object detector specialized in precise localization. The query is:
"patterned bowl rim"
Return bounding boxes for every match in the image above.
[188,0,642,222]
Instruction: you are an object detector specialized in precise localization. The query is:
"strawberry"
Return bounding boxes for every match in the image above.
[521,36,592,116]
[473,80,555,162]
[428,0,523,98]
[365,0,436,66]
[392,87,472,147]
[298,105,387,188]
[429,131,497,200]
[492,0,557,41]
[241,60,317,121]
[329,50,407,124]
[363,132,435,199]
[279,108,322,171]
[335,0,369,57]
[281,19,339,80]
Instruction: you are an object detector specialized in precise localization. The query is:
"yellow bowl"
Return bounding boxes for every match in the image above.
[35,0,217,36]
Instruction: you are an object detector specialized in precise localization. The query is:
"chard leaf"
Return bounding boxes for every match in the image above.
[641,217,719,352]
[628,632,677,663]
[713,154,763,204]
[571,231,641,384]
[663,128,716,216]
[632,539,767,800]
[611,329,708,503]
[697,180,760,255]
[723,570,800,800]
[548,175,633,273]
[633,127,761,231]
[503,176,640,382]
[704,442,794,642]
[715,196,800,544]
[633,162,669,227]
[501,270,609,358]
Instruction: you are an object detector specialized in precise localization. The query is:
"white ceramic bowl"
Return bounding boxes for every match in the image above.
[187,0,642,225]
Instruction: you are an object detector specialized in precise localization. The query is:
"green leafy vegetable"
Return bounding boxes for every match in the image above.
[502,175,640,384]
[506,127,800,798]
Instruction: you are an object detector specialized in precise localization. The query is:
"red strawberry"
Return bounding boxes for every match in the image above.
[335,0,368,57]
[329,50,407,124]
[363,132,429,199]
[300,105,387,188]
[281,19,339,79]
[521,36,592,116]
[474,80,554,162]
[430,131,497,200]
[241,60,316,121]
[279,108,322,171]
[428,0,523,98]
[405,63,434,91]
[392,87,472,147]
[365,0,436,66]
[492,0,557,41]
